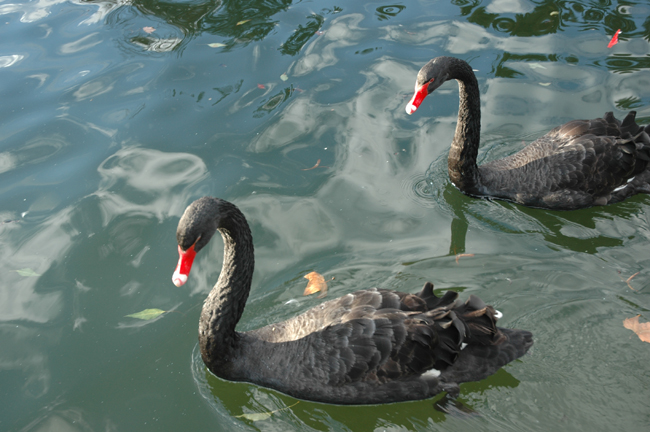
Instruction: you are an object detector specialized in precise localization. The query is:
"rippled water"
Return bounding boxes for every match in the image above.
[2,0,650,431]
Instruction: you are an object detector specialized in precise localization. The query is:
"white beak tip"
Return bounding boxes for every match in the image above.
[173,272,187,287]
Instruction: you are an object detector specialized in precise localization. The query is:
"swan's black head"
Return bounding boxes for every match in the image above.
[405,56,466,115]
[173,197,223,286]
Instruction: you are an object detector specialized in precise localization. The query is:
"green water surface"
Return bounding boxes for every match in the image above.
[1,0,650,431]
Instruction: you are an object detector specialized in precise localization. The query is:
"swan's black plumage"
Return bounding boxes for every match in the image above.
[406,56,650,210]
[173,197,533,404]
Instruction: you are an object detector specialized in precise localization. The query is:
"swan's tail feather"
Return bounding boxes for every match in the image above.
[620,111,639,136]
[415,282,459,310]
[438,327,533,391]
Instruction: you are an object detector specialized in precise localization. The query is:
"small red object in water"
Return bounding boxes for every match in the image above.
[607,29,621,48]
[257,84,265,89]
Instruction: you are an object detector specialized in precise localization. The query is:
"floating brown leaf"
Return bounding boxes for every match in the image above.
[623,315,650,343]
[618,270,640,291]
[303,271,327,298]
[143,26,155,34]
[626,271,639,291]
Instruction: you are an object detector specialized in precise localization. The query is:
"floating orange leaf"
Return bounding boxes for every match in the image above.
[455,253,474,264]
[623,315,650,343]
[303,271,328,298]
[143,26,156,34]
[302,159,321,171]
[607,29,621,48]
[257,84,266,89]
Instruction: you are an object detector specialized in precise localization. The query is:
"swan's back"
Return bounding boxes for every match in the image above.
[478,112,650,209]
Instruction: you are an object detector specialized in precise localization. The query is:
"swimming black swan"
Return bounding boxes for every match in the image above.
[172,196,533,404]
[406,56,650,210]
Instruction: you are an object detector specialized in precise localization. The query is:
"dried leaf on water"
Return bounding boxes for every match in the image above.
[302,159,321,171]
[257,84,266,89]
[15,268,40,277]
[125,308,166,320]
[618,270,640,291]
[455,253,474,264]
[143,26,155,34]
[608,29,621,48]
[236,401,299,422]
[303,271,328,298]
[237,20,250,26]
[626,271,640,291]
[623,315,650,343]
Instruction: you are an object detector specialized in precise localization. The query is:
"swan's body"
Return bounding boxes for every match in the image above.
[406,56,650,210]
[173,197,533,404]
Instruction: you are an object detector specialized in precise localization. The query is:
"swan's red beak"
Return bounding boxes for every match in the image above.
[405,81,430,115]
[173,244,197,287]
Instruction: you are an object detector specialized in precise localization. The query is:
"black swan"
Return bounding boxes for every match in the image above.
[172,196,533,404]
[406,56,650,210]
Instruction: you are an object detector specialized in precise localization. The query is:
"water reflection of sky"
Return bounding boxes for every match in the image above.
[1,0,650,431]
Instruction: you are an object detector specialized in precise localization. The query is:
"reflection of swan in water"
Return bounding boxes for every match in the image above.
[440,180,635,255]
[406,56,650,210]
[193,342,523,424]
[174,196,533,404]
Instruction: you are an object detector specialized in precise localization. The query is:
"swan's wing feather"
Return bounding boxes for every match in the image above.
[304,290,507,387]
[250,285,455,343]
[480,112,650,205]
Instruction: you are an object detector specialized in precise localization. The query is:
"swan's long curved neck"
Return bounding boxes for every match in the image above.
[198,209,255,373]
[447,60,483,194]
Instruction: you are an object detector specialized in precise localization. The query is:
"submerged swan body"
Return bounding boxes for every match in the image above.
[173,197,533,404]
[406,56,650,210]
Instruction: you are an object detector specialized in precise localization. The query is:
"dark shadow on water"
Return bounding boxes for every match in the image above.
[102,0,337,55]
[453,0,646,39]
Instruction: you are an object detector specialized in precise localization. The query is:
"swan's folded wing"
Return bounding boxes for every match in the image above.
[302,293,503,387]
[250,286,454,343]
[527,111,649,194]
